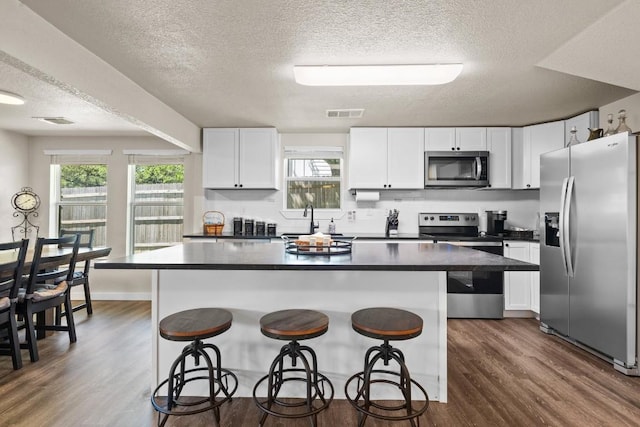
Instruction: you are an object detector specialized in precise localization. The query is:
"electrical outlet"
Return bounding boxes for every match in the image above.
[347,210,356,222]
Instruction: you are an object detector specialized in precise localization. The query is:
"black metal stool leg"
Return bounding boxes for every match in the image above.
[253,340,333,426]
[152,339,238,427]
[345,341,429,426]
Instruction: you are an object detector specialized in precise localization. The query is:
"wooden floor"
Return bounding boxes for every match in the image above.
[0,301,639,426]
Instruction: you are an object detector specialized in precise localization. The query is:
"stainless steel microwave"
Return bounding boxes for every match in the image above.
[424,151,490,188]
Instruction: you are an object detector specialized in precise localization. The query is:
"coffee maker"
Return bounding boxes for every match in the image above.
[486,210,507,236]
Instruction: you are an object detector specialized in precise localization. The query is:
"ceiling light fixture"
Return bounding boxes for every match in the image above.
[0,90,25,105]
[33,117,75,125]
[293,63,463,86]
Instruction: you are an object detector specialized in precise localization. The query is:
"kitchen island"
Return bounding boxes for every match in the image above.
[96,240,537,403]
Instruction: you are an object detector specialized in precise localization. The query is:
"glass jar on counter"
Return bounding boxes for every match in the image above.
[244,219,254,236]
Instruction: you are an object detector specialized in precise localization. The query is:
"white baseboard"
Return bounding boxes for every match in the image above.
[70,289,151,301]
[503,309,536,318]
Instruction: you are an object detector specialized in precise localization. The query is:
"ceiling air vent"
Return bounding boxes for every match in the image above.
[33,117,75,125]
[326,109,364,119]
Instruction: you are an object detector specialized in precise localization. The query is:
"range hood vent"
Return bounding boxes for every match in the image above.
[326,109,364,119]
[33,117,75,125]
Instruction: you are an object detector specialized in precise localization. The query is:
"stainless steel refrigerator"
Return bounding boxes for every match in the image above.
[540,132,639,375]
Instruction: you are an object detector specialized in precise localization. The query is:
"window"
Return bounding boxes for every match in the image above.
[52,164,108,246]
[128,158,184,254]
[284,147,342,210]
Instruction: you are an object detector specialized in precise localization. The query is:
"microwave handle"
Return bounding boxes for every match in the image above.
[474,156,482,180]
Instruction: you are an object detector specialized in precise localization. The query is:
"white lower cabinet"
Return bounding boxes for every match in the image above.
[529,243,540,314]
[503,240,540,313]
[503,241,531,310]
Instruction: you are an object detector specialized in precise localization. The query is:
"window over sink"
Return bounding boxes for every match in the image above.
[283,146,342,210]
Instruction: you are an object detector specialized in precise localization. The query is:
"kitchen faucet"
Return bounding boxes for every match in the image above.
[303,204,319,234]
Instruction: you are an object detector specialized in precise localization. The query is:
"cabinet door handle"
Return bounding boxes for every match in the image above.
[526,184,531,188]
[388,184,391,188]
[239,184,243,188]
[505,243,509,247]
[456,147,460,150]
[234,184,238,187]
[451,147,455,151]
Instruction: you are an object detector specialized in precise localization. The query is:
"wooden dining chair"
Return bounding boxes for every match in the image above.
[16,235,80,363]
[58,229,95,318]
[0,239,29,370]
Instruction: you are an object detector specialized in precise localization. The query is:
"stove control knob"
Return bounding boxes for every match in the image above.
[465,216,470,221]
[430,216,434,220]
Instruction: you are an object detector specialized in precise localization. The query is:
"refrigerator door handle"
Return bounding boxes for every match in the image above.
[559,177,570,276]
[564,176,575,277]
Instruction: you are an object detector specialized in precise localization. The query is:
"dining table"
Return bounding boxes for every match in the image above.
[0,244,112,338]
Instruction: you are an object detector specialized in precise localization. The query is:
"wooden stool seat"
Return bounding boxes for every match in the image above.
[260,309,329,340]
[351,307,423,341]
[159,308,232,341]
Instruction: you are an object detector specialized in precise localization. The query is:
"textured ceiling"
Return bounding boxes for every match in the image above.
[3,0,637,138]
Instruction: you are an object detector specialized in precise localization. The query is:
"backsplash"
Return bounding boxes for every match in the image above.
[201,188,540,235]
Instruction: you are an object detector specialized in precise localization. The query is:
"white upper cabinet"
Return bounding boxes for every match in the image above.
[424,128,456,151]
[425,127,487,151]
[348,128,387,189]
[455,127,487,151]
[387,128,425,188]
[564,110,599,145]
[348,127,424,189]
[486,127,512,189]
[512,121,564,189]
[203,128,279,189]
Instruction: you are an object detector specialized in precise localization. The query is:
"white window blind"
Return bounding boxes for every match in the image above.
[45,149,112,165]
[123,149,189,165]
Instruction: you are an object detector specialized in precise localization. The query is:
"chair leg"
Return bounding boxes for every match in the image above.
[64,293,77,343]
[84,279,93,315]
[54,304,62,326]
[23,307,39,362]
[8,312,23,370]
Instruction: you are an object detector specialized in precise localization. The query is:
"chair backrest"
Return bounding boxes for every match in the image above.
[60,229,94,249]
[26,235,80,295]
[0,239,29,301]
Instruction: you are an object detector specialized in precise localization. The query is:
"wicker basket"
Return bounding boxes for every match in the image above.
[203,211,225,235]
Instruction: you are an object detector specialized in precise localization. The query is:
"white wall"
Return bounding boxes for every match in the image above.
[27,135,200,300]
[0,130,29,242]
[201,133,540,236]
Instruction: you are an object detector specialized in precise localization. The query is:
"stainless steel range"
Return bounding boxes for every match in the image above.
[419,213,504,319]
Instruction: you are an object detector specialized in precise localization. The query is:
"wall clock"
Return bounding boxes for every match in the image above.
[11,187,40,240]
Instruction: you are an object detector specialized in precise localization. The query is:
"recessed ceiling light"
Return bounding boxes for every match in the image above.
[33,117,75,125]
[293,64,463,86]
[0,90,25,105]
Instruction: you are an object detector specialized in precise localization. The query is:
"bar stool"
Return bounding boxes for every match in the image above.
[151,308,238,427]
[345,307,429,427]
[253,309,334,426]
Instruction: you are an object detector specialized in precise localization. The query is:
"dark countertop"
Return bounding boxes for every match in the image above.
[184,232,423,240]
[183,232,539,242]
[501,236,540,242]
[96,241,538,272]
